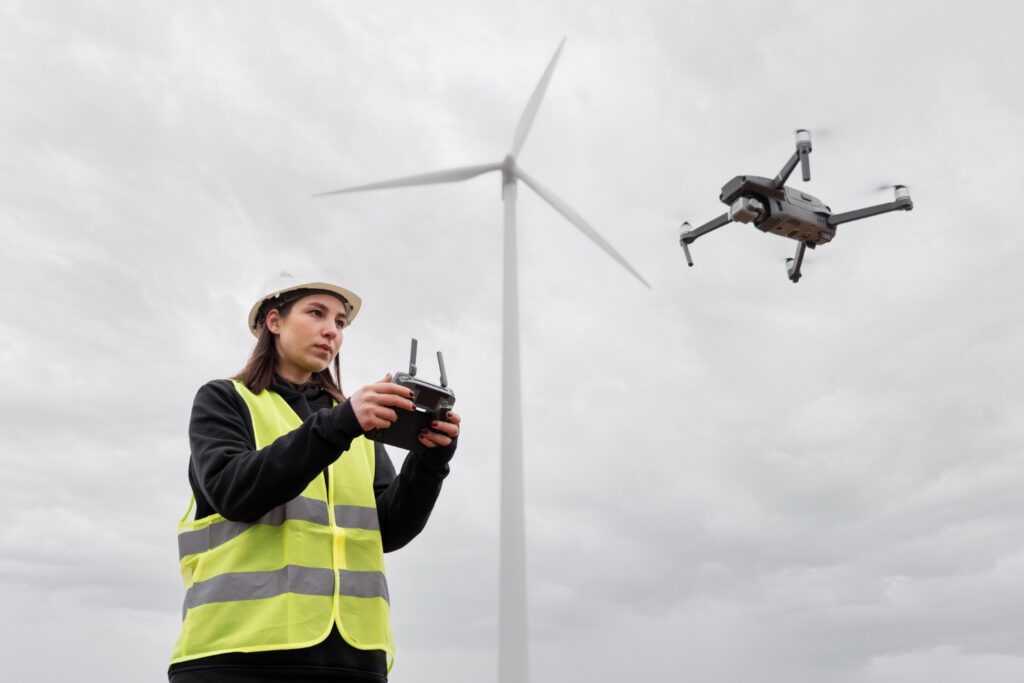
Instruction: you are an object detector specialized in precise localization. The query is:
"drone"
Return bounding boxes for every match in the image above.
[679,129,913,282]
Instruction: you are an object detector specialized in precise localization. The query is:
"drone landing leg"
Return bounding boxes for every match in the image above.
[773,129,813,188]
[679,212,732,266]
[799,147,811,182]
[681,241,693,267]
[786,241,807,283]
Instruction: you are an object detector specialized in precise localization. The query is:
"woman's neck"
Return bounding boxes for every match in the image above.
[274,361,313,385]
[276,369,314,387]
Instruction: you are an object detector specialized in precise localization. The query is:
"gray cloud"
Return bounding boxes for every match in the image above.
[2,1,1022,682]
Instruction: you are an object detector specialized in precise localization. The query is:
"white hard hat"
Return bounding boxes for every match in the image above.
[248,264,362,337]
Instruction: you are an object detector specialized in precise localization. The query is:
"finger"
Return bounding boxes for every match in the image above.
[361,410,389,430]
[374,382,415,396]
[430,420,459,437]
[365,406,399,427]
[360,413,391,431]
[444,411,461,426]
[371,393,416,412]
[419,429,452,448]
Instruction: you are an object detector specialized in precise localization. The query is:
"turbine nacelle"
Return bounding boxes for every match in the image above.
[501,154,517,184]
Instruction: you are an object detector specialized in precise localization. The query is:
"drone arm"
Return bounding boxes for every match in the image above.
[679,213,731,267]
[773,151,801,189]
[828,194,913,227]
[680,212,731,243]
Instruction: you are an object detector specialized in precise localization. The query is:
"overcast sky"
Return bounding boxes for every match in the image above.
[2,1,1023,681]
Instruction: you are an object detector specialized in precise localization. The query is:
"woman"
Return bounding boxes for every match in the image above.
[169,267,460,682]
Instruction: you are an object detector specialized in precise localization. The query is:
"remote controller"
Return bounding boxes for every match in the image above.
[366,338,456,451]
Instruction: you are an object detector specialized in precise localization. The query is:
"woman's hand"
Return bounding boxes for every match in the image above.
[418,411,461,449]
[349,374,417,432]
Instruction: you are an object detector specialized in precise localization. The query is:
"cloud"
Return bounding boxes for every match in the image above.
[2,1,1023,682]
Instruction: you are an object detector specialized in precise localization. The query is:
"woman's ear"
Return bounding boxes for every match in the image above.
[265,309,281,334]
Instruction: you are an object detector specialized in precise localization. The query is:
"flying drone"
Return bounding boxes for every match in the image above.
[679,129,913,282]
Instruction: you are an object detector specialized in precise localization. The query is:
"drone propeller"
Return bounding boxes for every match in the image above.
[872,182,902,192]
[790,127,844,144]
[797,126,835,141]
[865,184,912,203]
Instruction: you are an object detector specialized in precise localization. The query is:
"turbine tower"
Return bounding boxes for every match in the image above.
[316,39,649,683]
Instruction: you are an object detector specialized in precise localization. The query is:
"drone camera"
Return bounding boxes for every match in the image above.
[728,197,764,224]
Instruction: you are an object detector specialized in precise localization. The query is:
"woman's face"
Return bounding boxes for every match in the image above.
[266,292,348,384]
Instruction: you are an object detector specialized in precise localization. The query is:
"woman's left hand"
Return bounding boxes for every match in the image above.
[418,411,461,449]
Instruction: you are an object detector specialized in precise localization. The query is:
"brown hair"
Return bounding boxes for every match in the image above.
[232,295,346,402]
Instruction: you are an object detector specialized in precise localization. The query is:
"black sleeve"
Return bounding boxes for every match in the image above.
[373,438,457,553]
[187,379,364,522]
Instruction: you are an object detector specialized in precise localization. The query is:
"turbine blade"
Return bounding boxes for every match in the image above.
[516,167,651,289]
[314,163,502,197]
[510,38,566,159]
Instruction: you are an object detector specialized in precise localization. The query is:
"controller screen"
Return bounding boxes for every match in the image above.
[415,389,441,410]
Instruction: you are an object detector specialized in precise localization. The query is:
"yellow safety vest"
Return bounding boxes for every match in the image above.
[170,380,394,664]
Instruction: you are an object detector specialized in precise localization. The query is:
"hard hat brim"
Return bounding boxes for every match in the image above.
[248,282,362,337]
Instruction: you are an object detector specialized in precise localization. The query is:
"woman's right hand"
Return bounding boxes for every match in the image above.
[348,374,417,432]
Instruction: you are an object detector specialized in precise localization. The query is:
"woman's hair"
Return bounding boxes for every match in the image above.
[232,294,346,402]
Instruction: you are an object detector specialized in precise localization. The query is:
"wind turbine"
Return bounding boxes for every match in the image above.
[316,39,649,683]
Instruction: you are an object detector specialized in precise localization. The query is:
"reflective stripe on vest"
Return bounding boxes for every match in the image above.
[177,499,380,559]
[183,566,390,614]
[169,381,394,665]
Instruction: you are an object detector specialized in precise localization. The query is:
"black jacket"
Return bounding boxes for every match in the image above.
[169,377,455,682]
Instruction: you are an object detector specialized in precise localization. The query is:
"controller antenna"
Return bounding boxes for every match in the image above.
[408,338,418,377]
[437,351,448,388]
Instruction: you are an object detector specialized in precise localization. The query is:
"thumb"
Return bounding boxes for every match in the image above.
[379,373,393,383]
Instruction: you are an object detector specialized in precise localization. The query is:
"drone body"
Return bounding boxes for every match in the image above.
[679,130,913,282]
